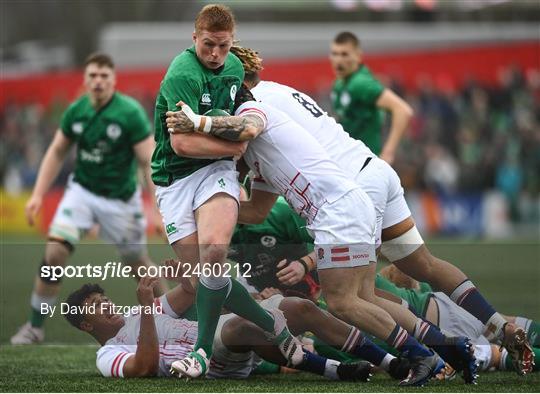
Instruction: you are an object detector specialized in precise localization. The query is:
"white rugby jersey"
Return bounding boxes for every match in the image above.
[236,101,359,224]
[251,81,375,176]
[96,311,197,378]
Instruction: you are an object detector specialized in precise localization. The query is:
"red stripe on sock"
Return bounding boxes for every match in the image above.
[456,287,475,306]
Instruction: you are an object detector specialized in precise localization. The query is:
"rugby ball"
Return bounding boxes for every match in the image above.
[203,108,231,116]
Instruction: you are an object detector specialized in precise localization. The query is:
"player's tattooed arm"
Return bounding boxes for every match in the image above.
[166,101,266,141]
[208,113,265,141]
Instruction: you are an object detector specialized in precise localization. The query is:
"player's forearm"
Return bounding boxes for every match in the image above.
[32,145,67,198]
[132,313,159,376]
[207,114,263,141]
[170,133,246,158]
[382,104,413,156]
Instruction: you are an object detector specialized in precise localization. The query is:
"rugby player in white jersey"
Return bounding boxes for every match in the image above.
[166,92,454,387]
[224,45,533,377]
[64,272,405,382]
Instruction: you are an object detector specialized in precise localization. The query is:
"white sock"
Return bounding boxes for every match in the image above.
[380,353,395,371]
[323,359,340,380]
[483,313,507,343]
[514,317,532,332]
[30,292,57,312]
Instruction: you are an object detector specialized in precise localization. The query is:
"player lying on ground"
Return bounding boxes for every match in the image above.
[64,275,413,382]
[225,45,534,376]
[378,265,539,377]
[11,52,167,346]
[166,89,476,386]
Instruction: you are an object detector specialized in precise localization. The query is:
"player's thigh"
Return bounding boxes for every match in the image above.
[193,162,240,247]
[317,266,363,308]
[94,188,148,262]
[310,188,376,272]
[48,178,94,246]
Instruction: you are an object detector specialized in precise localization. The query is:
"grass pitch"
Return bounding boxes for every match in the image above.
[1,235,539,392]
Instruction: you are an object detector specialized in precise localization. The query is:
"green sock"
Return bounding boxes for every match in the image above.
[252,360,280,375]
[194,281,229,357]
[30,308,47,328]
[224,278,274,332]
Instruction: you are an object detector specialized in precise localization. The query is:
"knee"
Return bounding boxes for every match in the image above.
[325,297,352,320]
[199,243,228,264]
[44,240,72,266]
[283,297,317,318]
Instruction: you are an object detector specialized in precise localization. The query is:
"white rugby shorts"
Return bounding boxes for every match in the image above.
[49,176,147,259]
[309,188,377,270]
[354,157,411,246]
[155,160,240,244]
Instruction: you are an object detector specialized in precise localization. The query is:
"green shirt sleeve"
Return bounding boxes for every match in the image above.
[349,74,385,105]
[161,75,202,113]
[59,105,75,140]
[127,102,152,145]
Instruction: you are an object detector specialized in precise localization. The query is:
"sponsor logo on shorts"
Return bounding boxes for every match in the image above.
[260,235,276,248]
[165,223,178,235]
[317,248,325,260]
[218,178,226,188]
[352,254,369,260]
[62,208,72,217]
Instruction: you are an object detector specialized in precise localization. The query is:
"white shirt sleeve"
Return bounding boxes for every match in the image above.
[235,101,268,130]
[96,345,135,378]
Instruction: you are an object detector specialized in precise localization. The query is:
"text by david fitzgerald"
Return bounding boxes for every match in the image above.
[41,303,162,318]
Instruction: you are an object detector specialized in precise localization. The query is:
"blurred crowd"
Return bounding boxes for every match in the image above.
[1,66,539,223]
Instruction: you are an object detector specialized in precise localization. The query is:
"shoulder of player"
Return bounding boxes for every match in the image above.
[164,50,205,81]
[63,94,91,116]
[349,65,379,86]
[112,92,145,111]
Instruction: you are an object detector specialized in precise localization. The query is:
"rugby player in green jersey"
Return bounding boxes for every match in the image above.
[151,4,302,379]
[330,32,413,164]
[11,53,167,345]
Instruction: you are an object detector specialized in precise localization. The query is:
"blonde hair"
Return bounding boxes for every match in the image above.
[195,4,236,33]
[230,45,264,74]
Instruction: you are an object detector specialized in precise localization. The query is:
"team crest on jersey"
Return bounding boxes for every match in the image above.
[72,122,83,135]
[260,235,276,248]
[201,93,212,105]
[340,92,351,107]
[106,124,122,140]
[230,85,237,101]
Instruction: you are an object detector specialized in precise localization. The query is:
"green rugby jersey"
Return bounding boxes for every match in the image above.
[60,92,151,201]
[231,197,315,294]
[331,64,385,154]
[151,46,244,186]
[375,273,433,317]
